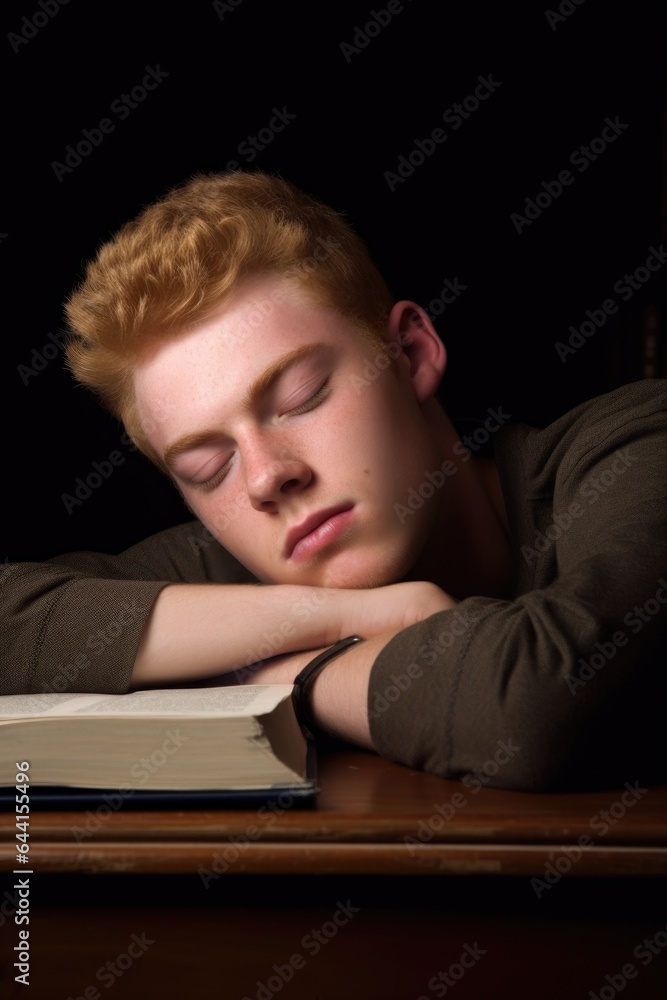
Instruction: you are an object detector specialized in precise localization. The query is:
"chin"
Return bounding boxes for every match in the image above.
[315,545,417,590]
[258,538,423,589]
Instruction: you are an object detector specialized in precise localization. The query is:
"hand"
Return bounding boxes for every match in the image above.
[339,581,458,640]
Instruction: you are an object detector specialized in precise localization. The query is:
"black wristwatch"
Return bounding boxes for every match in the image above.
[292,635,364,740]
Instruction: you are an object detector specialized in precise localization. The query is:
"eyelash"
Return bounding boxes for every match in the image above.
[197,461,232,494]
[196,380,331,493]
[284,380,331,416]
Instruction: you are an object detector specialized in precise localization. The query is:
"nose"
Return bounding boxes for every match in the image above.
[243,433,312,512]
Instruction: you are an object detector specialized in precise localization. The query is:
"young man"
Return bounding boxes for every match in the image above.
[4,171,667,791]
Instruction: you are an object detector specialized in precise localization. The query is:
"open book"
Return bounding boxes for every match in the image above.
[1,685,316,801]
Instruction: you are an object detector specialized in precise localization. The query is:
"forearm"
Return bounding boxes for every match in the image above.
[131,577,456,689]
[308,634,395,747]
[132,582,454,686]
[131,582,352,686]
[241,632,400,749]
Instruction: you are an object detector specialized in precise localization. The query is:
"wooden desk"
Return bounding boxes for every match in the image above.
[1,750,666,999]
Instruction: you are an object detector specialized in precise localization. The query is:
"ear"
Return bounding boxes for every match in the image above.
[386,300,447,403]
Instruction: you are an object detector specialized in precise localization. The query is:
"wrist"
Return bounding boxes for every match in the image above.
[292,635,364,739]
[285,586,355,649]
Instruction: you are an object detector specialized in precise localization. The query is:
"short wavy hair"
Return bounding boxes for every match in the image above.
[65,170,394,461]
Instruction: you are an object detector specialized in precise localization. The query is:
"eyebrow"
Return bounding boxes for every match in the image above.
[162,342,328,470]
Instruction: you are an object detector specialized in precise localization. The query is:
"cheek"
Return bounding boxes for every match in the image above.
[356,393,431,483]
[200,495,280,582]
[202,497,249,555]
[187,491,249,553]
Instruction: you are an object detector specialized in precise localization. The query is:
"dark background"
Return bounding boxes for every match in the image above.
[4,0,666,561]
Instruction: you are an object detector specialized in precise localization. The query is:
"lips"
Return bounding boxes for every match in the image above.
[284,503,354,560]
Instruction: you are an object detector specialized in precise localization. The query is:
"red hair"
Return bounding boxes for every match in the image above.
[65,171,393,460]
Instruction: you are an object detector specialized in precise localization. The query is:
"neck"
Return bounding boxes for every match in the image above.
[405,402,513,599]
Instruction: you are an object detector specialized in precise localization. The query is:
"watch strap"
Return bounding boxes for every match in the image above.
[292,635,364,740]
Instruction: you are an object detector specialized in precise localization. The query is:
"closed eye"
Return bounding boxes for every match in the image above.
[284,379,331,416]
[194,456,234,493]
[196,381,331,492]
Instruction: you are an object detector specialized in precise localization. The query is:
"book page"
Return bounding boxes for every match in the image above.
[0,685,294,719]
[0,693,104,717]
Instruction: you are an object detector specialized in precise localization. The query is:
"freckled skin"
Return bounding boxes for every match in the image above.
[132,274,444,591]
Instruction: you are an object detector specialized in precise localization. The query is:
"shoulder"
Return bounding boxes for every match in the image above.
[496,379,667,502]
[45,519,259,585]
[494,381,666,592]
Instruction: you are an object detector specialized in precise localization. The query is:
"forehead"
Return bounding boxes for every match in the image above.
[131,273,367,451]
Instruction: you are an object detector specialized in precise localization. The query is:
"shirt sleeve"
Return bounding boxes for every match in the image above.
[2,521,257,696]
[367,383,667,791]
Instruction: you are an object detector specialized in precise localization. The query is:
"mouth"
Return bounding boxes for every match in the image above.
[284,503,355,562]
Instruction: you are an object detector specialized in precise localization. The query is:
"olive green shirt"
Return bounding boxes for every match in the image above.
[4,380,666,790]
